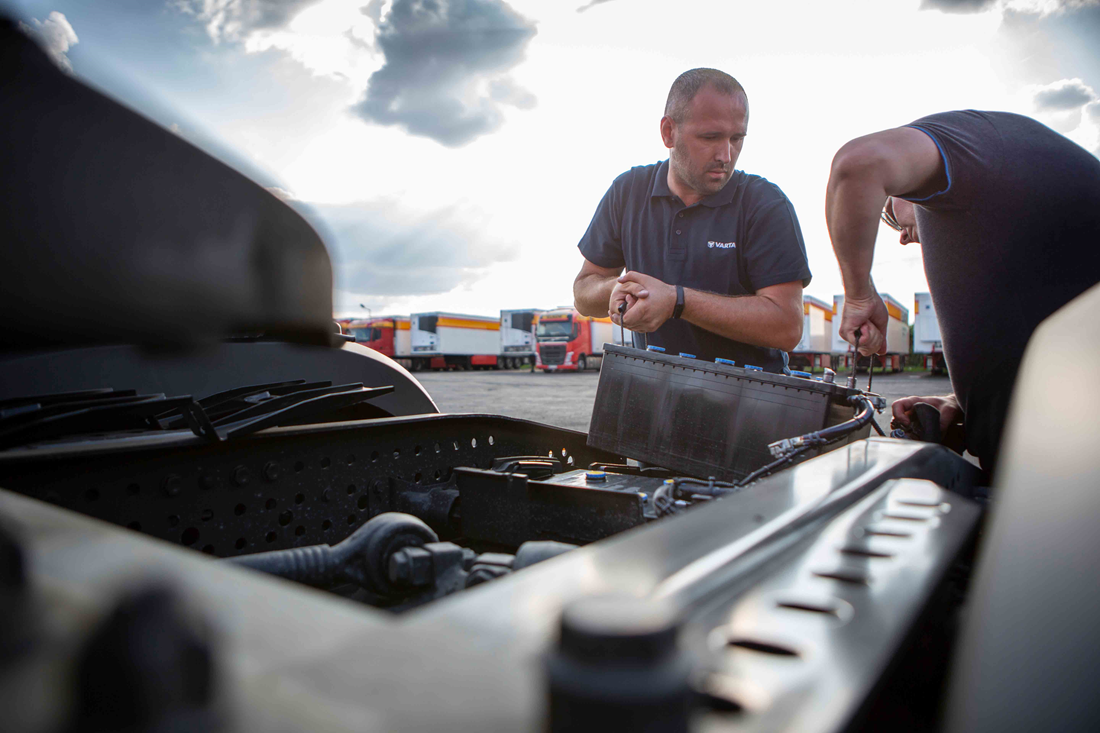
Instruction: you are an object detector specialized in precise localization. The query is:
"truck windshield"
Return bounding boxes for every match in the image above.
[537,320,573,339]
[350,327,379,342]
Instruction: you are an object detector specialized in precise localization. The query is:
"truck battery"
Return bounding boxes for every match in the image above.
[587,345,867,482]
[454,465,668,547]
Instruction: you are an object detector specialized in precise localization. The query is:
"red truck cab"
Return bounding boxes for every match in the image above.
[347,317,412,370]
[534,309,618,372]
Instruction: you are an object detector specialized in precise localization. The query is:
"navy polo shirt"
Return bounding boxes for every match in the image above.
[578,160,811,372]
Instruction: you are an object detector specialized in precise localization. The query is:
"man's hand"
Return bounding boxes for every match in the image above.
[840,294,889,355]
[610,271,676,333]
[891,394,962,435]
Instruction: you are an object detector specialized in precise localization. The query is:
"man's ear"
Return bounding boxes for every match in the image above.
[660,116,675,149]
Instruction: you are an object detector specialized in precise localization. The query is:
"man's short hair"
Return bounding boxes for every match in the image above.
[664,68,747,123]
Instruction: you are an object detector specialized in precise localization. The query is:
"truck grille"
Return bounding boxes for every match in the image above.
[540,344,566,365]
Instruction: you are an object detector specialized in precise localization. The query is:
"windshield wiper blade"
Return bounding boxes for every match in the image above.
[0,389,137,420]
[158,380,310,429]
[0,380,396,449]
[185,383,394,442]
[0,394,193,449]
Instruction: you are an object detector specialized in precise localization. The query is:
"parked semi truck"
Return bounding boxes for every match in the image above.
[913,291,947,374]
[347,317,412,370]
[789,295,834,372]
[831,293,911,372]
[354,311,537,371]
[410,311,500,371]
[534,308,627,372]
[498,308,540,369]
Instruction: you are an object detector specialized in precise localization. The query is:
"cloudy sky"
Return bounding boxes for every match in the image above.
[10,0,1100,321]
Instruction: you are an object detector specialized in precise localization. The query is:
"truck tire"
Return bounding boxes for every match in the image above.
[578,355,587,372]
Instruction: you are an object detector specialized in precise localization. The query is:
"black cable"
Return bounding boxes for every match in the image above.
[671,476,737,496]
[868,353,875,392]
[734,445,814,487]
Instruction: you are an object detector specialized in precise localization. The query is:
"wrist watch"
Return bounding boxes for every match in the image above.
[672,285,685,320]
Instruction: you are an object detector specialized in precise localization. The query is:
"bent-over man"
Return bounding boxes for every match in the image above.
[573,68,811,372]
[827,110,1100,475]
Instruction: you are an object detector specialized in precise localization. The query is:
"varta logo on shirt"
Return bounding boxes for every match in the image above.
[708,240,736,249]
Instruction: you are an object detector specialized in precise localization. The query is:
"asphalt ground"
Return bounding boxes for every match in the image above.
[416,367,954,433]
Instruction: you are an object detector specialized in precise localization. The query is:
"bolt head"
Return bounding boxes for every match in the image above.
[388,551,410,583]
[161,475,182,497]
[387,547,433,587]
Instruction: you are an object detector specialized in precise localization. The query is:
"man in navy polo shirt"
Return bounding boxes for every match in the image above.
[573,68,811,373]
[827,110,1100,474]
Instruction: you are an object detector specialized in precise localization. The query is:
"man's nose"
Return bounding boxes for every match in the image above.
[716,144,731,164]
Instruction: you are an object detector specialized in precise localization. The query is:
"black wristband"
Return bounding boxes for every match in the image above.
[672,285,685,319]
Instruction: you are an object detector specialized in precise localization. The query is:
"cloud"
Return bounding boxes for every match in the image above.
[361,0,389,23]
[577,0,616,12]
[350,0,538,147]
[306,198,517,297]
[1083,100,1100,158]
[920,0,998,12]
[174,0,323,42]
[1030,78,1097,132]
[1033,78,1096,110]
[237,0,382,88]
[20,11,78,72]
[489,76,536,109]
[921,0,1099,14]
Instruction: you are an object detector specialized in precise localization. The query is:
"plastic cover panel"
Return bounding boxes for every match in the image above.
[944,282,1100,732]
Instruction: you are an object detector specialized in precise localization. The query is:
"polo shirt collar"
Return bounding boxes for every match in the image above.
[650,160,674,199]
[650,159,739,208]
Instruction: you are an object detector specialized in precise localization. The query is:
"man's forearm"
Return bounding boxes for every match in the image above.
[573,273,619,317]
[682,289,802,352]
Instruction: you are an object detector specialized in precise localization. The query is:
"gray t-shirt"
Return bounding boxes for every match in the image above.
[903,111,1100,472]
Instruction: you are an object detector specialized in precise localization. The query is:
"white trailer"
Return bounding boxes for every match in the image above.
[498,309,540,369]
[410,312,500,371]
[912,292,947,374]
[831,293,910,372]
[881,294,911,366]
[790,296,834,372]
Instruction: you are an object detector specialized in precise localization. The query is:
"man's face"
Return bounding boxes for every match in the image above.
[664,86,748,198]
[887,197,920,245]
